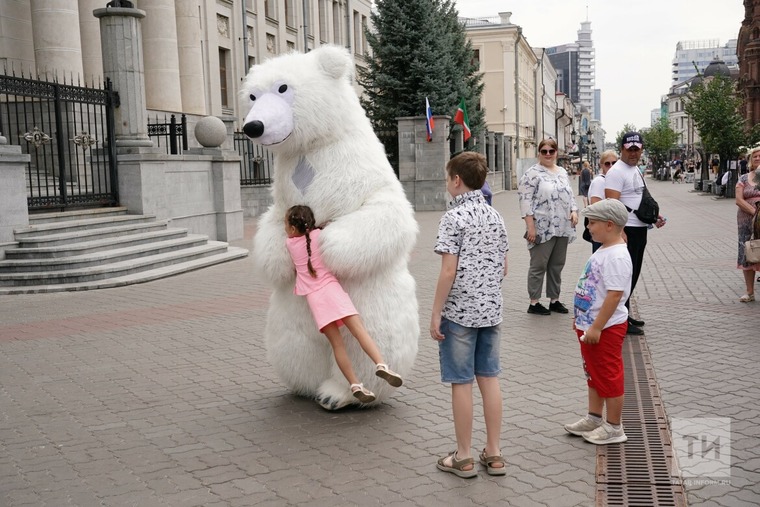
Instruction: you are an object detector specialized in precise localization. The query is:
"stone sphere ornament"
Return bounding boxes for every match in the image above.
[194,116,227,148]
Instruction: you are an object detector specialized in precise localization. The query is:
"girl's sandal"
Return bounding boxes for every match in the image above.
[479,449,507,476]
[739,294,755,302]
[436,451,477,478]
[350,383,376,403]
[375,363,403,387]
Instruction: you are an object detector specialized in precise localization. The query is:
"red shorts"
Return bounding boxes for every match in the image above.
[576,322,627,398]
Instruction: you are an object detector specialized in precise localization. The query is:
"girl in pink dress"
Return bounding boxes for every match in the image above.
[285,205,403,403]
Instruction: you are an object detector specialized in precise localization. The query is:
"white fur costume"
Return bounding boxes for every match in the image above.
[242,46,419,410]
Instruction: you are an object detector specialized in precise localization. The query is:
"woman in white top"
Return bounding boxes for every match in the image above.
[585,150,619,253]
[518,138,579,316]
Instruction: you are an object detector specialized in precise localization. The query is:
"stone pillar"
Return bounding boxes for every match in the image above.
[30,0,84,80]
[139,0,183,112]
[94,5,153,149]
[78,0,104,83]
[175,0,207,115]
[0,144,31,244]
[397,115,450,211]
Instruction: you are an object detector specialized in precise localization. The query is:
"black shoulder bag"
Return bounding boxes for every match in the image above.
[627,171,659,224]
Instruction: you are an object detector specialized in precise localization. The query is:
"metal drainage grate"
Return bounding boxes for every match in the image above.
[595,336,687,506]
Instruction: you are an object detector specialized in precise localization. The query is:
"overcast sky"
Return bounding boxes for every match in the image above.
[453,0,745,142]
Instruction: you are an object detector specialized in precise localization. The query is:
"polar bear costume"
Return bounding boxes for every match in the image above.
[242,46,419,410]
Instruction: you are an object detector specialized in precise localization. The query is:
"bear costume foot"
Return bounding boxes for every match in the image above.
[316,378,364,410]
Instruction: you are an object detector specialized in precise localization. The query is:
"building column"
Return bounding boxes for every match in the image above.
[30,0,84,80]
[78,0,104,83]
[94,5,152,148]
[138,0,183,112]
[175,0,207,115]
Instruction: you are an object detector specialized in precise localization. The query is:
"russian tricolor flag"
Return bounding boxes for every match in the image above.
[425,97,435,142]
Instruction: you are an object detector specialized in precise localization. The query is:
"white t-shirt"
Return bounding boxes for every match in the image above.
[587,174,606,202]
[573,243,632,332]
[604,160,646,227]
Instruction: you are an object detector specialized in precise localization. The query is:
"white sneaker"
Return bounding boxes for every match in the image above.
[582,422,628,445]
[564,415,602,436]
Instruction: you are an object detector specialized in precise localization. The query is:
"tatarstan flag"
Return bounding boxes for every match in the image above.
[454,98,471,141]
[425,97,435,142]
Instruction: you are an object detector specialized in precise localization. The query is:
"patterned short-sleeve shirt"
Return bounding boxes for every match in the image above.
[434,190,509,327]
[517,163,578,248]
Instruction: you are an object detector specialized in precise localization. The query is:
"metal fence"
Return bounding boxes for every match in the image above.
[234,131,273,185]
[147,113,187,155]
[0,72,119,211]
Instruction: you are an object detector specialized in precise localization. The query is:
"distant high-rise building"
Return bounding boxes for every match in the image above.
[594,89,601,122]
[547,20,595,119]
[671,39,738,84]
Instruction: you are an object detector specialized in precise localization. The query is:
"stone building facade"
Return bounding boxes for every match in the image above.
[0,0,372,125]
[738,0,760,127]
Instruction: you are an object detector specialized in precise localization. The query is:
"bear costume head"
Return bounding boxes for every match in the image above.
[241,46,419,410]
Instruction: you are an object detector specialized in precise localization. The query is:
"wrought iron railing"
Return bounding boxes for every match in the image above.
[0,71,119,210]
[147,113,187,155]
[234,132,273,185]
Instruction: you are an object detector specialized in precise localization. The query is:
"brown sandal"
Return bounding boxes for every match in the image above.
[436,451,477,478]
[479,449,507,476]
[350,383,376,403]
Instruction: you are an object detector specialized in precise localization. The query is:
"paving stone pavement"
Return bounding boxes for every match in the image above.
[1,177,758,506]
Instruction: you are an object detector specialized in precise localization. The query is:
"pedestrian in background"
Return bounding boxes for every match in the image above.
[735,146,760,302]
[430,152,509,478]
[579,160,592,207]
[585,150,618,252]
[604,132,667,336]
[565,199,632,445]
[518,138,579,316]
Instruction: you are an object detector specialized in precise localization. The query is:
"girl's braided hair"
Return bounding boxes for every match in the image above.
[286,205,319,277]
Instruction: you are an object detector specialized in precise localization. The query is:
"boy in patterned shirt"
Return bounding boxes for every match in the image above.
[431,152,509,478]
[564,199,632,445]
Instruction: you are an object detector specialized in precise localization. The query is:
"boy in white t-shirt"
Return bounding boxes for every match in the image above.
[564,199,633,445]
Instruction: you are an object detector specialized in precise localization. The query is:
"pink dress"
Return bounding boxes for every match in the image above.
[737,174,760,271]
[285,228,358,331]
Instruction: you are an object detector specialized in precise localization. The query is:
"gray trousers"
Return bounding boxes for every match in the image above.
[527,236,569,301]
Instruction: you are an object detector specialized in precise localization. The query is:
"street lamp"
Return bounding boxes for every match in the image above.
[571,127,595,171]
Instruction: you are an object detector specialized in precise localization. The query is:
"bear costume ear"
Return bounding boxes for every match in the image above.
[316,45,352,80]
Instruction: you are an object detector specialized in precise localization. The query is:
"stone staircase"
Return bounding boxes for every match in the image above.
[0,207,248,295]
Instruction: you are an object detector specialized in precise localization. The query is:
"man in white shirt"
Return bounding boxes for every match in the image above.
[604,132,666,335]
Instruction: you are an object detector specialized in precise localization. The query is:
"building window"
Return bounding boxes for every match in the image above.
[266,33,277,54]
[219,48,229,108]
[472,49,480,68]
[319,0,328,42]
[361,15,368,55]
[332,1,341,45]
[264,0,276,19]
[285,0,296,28]
[353,11,360,54]
[287,41,296,52]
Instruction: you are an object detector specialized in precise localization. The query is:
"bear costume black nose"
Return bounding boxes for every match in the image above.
[243,121,264,138]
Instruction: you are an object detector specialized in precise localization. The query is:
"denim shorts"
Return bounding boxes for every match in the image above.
[438,318,501,383]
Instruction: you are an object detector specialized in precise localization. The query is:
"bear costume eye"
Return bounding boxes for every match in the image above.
[278,84,288,94]
[249,94,256,101]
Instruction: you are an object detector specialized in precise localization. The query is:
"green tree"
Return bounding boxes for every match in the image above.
[685,74,760,179]
[615,123,638,148]
[357,0,484,168]
[642,117,678,171]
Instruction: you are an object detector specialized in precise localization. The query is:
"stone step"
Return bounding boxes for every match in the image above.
[28,207,129,225]
[15,214,157,238]
[5,228,190,259]
[0,242,236,286]
[0,235,209,272]
[16,221,171,248]
[0,247,249,295]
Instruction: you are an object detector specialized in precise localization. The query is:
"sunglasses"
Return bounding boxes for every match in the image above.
[603,161,616,167]
[540,149,556,155]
